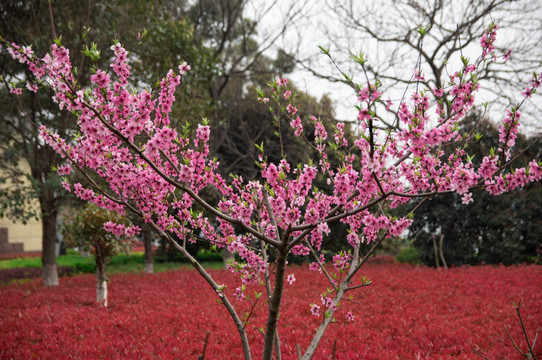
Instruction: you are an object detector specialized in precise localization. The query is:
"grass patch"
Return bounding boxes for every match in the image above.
[0,248,224,276]
[108,261,224,274]
[395,246,422,265]
[0,249,91,270]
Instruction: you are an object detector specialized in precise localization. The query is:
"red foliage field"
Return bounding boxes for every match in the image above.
[1,262,540,359]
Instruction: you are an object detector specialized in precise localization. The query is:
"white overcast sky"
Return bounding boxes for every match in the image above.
[248,0,541,132]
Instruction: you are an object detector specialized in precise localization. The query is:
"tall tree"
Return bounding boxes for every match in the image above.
[0,0,95,285]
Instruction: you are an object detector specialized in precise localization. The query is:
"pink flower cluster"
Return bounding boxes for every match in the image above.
[102,221,140,237]
[480,23,498,60]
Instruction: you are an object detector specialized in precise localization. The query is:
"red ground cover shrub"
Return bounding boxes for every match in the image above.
[1,263,540,359]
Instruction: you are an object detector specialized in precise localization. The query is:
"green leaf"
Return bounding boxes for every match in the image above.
[317,45,330,55]
[417,25,430,36]
[470,73,478,85]
[54,35,63,46]
[82,42,101,61]
[349,50,366,65]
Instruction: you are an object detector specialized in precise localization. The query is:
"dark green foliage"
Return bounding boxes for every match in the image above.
[395,247,421,265]
[154,249,223,263]
[70,262,96,274]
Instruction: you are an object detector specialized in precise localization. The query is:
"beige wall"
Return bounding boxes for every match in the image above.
[0,156,43,253]
[0,217,42,252]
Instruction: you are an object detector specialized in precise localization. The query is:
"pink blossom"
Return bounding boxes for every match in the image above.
[521,87,532,98]
[61,181,71,192]
[413,69,425,81]
[386,98,393,111]
[290,116,303,136]
[178,61,191,75]
[287,274,296,285]
[286,104,297,115]
[103,221,126,236]
[26,82,38,93]
[332,251,352,271]
[432,88,444,98]
[234,286,245,300]
[57,165,71,175]
[90,69,110,88]
[283,90,292,100]
[462,192,473,204]
[276,77,287,86]
[124,225,141,237]
[503,49,512,61]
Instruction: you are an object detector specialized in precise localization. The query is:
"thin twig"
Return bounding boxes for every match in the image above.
[303,240,337,292]
[346,282,371,291]
[515,302,538,360]
[47,1,57,41]
[197,332,210,360]
[505,326,527,356]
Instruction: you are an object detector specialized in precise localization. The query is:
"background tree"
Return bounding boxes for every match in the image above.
[62,203,135,306]
[0,0,96,286]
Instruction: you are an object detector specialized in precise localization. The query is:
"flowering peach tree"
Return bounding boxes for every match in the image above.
[2,22,541,359]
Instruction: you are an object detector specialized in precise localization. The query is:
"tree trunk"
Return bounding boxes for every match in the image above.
[143,228,154,274]
[41,210,58,286]
[438,234,448,269]
[95,250,108,307]
[432,235,440,269]
[262,250,287,360]
[96,270,108,307]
